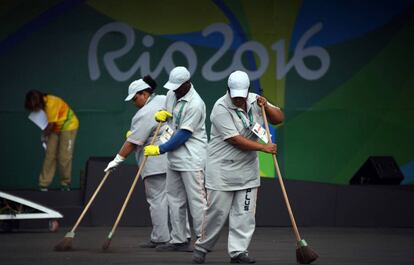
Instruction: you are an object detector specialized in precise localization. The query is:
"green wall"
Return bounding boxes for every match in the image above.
[1,0,413,189]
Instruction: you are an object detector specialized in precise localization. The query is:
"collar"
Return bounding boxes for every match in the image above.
[136,93,156,110]
[224,91,254,113]
[177,84,195,103]
[224,92,238,110]
[145,93,156,105]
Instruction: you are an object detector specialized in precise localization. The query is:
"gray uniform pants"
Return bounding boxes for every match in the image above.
[195,188,258,257]
[144,174,170,243]
[166,168,207,243]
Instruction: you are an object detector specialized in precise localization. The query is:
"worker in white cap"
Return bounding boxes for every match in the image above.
[192,70,284,264]
[144,66,208,252]
[104,75,172,248]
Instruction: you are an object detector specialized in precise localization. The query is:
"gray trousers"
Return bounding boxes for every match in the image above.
[195,188,258,258]
[144,174,170,243]
[166,168,207,243]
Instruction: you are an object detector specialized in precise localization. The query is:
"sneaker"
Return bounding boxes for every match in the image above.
[230,253,256,264]
[156,242,193,252]
[139,241,166,248]
[192,249,206,264]
[39,187,48,192]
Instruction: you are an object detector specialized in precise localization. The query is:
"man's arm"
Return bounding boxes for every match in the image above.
[257,96,284,125]
[144,129,192,156]
[157,129,192,154]
[104,141,137,172]
[226,135,276,154]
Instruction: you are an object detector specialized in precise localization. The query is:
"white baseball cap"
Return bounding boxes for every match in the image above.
[228,70,250,98]
[125,79,151,101]
[164,66,190,91]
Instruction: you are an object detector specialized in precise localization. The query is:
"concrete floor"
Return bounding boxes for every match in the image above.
[1,226,414,265]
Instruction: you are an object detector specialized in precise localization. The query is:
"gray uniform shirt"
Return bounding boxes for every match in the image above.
[205,92,265,191]
[164,85,207,171]
[127,94,167,179]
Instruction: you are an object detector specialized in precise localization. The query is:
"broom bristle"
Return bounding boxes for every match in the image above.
[54,231,75,251]
[54,237,74,251]
[296,239,318,264]
[296,245,319,264]
[102,238,112,251]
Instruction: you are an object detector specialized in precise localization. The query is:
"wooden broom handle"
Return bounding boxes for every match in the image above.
[261,105,302,242]
[108,122,162,237]
[71,170,111,233]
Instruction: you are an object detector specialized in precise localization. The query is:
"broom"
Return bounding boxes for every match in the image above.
[54,170,112,251]
[261,105,319,264]
[102,122,162,251]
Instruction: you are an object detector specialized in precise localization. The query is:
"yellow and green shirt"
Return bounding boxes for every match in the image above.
[44,95,79,133]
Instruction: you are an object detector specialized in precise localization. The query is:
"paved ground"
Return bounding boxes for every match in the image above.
[1,226,414,265]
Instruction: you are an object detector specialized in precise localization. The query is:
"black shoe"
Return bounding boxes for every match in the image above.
[192,249,206,264]
[156,242,193,252]
[230,253,256,263]
[139,241,166,248]
[60,185,71,191]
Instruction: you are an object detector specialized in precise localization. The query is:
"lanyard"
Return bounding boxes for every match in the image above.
[174,101,186,128]
[236,108,254,129]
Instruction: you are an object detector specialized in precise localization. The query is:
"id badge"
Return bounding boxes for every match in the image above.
[160,125,174,144]
[251,122,270,144]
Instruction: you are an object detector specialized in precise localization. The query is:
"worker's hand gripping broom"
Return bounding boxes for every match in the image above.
[54,170,112,251]
[102,122,162,251]
[261,105,319,264]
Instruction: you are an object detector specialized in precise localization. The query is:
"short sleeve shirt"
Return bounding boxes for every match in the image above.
[164,85,208,171]
[205,92,265,191]
[128,94,168,178]
[44,95,79,133]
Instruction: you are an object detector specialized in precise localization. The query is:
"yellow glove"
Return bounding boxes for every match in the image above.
[144,145,160,156]
[125,130,132,139]
[154,110,172,122]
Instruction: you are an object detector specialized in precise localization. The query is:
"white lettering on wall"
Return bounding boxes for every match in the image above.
[88,22,330,82]
[272,22,330,80]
